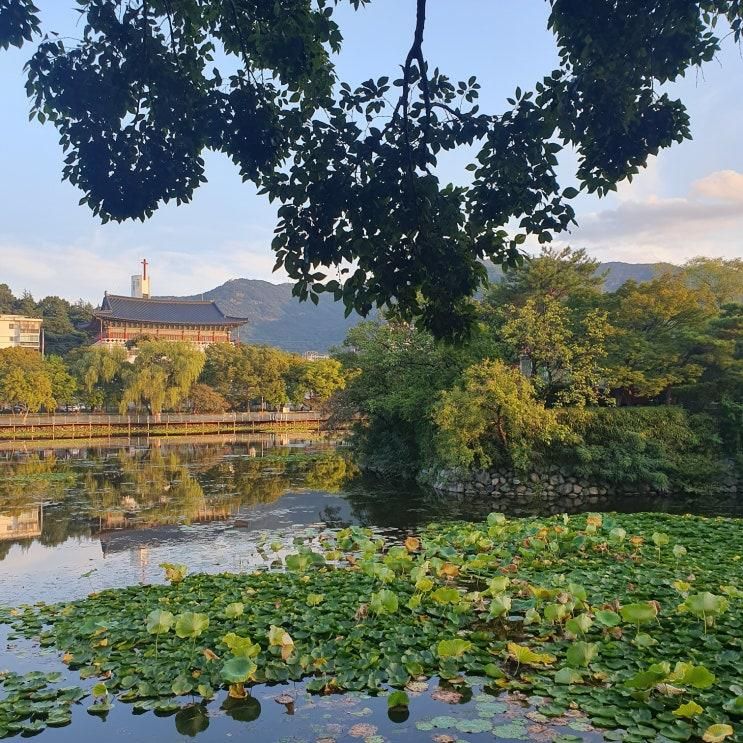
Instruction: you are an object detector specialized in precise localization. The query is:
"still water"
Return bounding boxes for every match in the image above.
[0,435,497,606]
[0,436,733,743]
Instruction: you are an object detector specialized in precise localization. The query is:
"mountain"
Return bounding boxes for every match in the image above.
[181,279,370,354]
[177,262,673,353]
[596,261,676,291]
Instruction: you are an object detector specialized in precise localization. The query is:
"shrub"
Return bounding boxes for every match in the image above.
[432,360,569,471]
[553,406,726,493]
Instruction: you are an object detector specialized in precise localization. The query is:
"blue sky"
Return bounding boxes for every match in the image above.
[0,0,741,303]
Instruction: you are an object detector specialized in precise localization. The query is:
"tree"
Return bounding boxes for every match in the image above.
[0,283,14,313]
[605,276,720,403]
[201,343,261,410]
[69,344,128,411]
[37,295,91,355]
[501,295,613,406]
[186,383,230,414]
[487,246,605,309]
[0,347,55,417]
[432,360,568,471]
[44,355,77,407]
[120,341,205,414]
[679,257,743,307]
[301,358,346,408]
[333,319,473,475]
[13,290,37,317]
[4,1,742,337]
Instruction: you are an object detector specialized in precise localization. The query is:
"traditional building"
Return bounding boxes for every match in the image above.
[92,261,247,349]
[0,314,43,352]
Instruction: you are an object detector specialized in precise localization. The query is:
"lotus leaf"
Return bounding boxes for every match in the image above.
[724,697,743,716]
[673,701,704,718]
[681,592,730,624]
[489,594,511,618]
[554,667,583,685]
[595,609,621,627]
[387,690,409,709]
[221,657,257,684]
[544,603,568,623]
[267,625,294,660]
[223,603,244,619]
[673,544,688,559]
[670,662,716,689]
[507,642,555,667]
[171,674,193,695]
[437,638,473,658]
[565,641,598,668]
[145,609,174,635]
[608,527,627,543]
[565,613,592,636]
[175,612,209,639]
[415,577,434,592]
[652,532,670,547]
[222,632,260,659]
[624,662,671,690]
[369,589,399,615]
[430,587,460,604]
[620,602,658,625]
[159,563,188,584]
[487,576,510,594]
[702,724,734,742]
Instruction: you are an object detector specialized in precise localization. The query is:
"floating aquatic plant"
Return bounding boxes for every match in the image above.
[0,511,741,741]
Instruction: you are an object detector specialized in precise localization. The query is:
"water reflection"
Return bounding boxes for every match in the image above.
[0,438,353,556]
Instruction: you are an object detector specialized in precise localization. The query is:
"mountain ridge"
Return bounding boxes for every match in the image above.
[176,261,673,353]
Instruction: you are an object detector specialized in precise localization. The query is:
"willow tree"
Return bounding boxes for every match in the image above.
[3,0,742,337]
[70,344,128,411]
[119,341,205,414]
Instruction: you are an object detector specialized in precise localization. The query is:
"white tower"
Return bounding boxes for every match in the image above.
[131,259,151,298]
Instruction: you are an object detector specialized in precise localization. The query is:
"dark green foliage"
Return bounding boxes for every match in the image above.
[0,0,39,50]
[5,1,743,336]
[0,285,93,355]
[553,407,726,493]
[336,251,740,488]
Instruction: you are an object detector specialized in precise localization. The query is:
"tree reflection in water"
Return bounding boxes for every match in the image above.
[0,439,353,559]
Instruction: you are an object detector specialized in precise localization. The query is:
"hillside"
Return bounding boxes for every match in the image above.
[177,262,671,353]
[181,279,371,353]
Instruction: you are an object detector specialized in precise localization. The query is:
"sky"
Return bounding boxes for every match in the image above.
[0,1,742,304]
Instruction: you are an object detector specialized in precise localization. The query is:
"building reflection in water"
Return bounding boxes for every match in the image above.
[0,505,43,541]
[0,437,354,560]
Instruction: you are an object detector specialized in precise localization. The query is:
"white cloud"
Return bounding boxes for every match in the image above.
[692,170,743,203]
[0,236,288,303]
[565,169,743,263]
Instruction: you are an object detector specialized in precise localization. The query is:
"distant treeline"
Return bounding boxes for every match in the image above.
[0,341,346,416]
[332,251,743,491]
[0,284,94,356]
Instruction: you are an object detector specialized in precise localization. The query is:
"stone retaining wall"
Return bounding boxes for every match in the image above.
[427,464,740,513]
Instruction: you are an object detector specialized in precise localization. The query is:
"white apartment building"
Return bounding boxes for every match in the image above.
[0,314,44,352]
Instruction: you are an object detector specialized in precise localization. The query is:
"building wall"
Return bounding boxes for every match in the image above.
[0,315,43,352]
[94,321,235,350]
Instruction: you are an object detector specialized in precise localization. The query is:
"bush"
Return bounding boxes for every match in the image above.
[187,383,230,413]
[553,406,726,493]
[432,360,569,471]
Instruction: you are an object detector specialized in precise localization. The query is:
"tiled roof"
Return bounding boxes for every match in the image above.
[93,295,248,326]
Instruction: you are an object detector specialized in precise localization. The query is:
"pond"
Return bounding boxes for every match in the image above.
[1,437,741,743]
[0,435,500,606]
